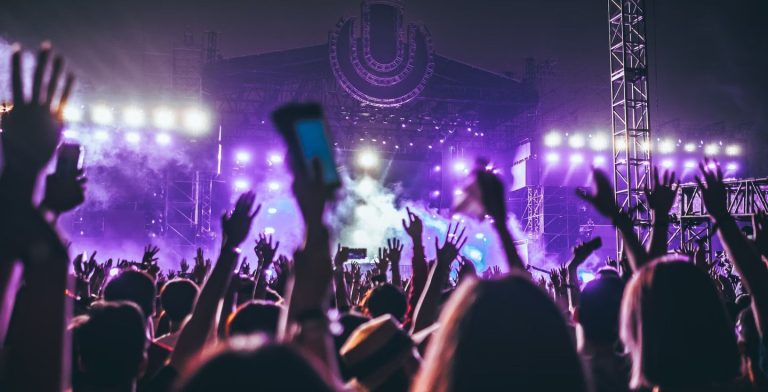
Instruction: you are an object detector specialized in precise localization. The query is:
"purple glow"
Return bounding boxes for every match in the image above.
[155,133,172,145]
[726,162,738,171]
[268,152,283,164]
[430,190,441,198]
[267,207,278,214]
[593,155,607,165]
[661,159,674,169]
[268,181,281,191]
[452,161,467,173]
[433,165,441,172]
[235,150,251,163]
[63,129,79,139]
[545,152,560,163]
[684,160,697,169]
[234,178,250,191]
[569,153,584,164]
[124,132,141,143]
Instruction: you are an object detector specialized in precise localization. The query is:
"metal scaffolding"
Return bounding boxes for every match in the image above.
[608,0,653,257]
[164,171,215,257]
[523,185,544,238]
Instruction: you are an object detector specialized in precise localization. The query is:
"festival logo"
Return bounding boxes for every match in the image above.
[329,0,435,107]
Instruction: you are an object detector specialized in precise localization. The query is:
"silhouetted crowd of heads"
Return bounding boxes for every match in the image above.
[2,45,768,392]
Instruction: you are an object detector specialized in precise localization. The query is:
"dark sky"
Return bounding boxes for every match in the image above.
[1,0,766,136]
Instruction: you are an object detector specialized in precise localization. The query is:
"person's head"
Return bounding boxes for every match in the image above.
[414,275,589,392]
[159,278,199,327]
[575,274,625,348]
[362,283,407,322]
[75,301,148,388]
[621,260,741,390]
[225,300,282,337]
[104,270,156,320]
[178,335,334,392]
[341,315,420,392]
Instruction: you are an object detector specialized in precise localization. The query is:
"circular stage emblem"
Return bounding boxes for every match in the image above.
[329,0,435,107]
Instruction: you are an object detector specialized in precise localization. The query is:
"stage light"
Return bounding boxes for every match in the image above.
[590,134,609,151]
[568,134,586,149]
[94,129,110,141]
[264,227,275,235]
[726,162,738,171]
[433,165,441,172]
[268,181,280,191]
[430,190,441,198]
[453,161,467,173]
[233,178,250,191]
[91,105,114,125]
[543,131,562,147]
[684,160,696,169]
[579,271,596,284]
[704,144,719,156]
[155,133,171,145]
[357,150,379,169]
[545,152,560,163]
[615,138,627,151]
[468,249,483,261]
[661,159,674,169]
[475,233,485,240]
[725,145,741,156]
[123,106,145,127]
[453,188,463,196]
[62,105,83,122]
[183,107,210,133]
[267,207,278,214]
[658,139,675,154]
[707,161,717,170]
[569,153,584,164]
[593,155,607,165]
[62,129,78,139]
[684,143,697,152]
[268,152,283,164]
[235,151,251,164]
[109,267,120,277]
[639,141,651,152]
[153,108,176,129]
[125,132,141,143]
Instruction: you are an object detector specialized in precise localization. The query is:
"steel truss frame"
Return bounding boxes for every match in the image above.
[609,0,653,257]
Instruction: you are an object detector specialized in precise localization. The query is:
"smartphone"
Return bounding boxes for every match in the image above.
[345,247,367,260]
[56,143,84,177]
[583,237,602,252]
[271,103,341,189]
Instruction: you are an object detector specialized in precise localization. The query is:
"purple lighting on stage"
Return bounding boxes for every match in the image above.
[268,152,283,164]
[726,162,739,171]
[661,159,674,169]
[235,151,251,164]
[155,133,171,145]
[234,178,250,191]
[569,153,584,164]
[545,152,560,163]
[593,155,607,166]
[433,165,441,172]
[453,161,467,173]
[268,181,281,191]
[125,132,141,144]
[684,160,696,169]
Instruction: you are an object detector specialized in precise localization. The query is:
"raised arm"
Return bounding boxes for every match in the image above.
[645,168,679,259]
[578,169,648,271]
[170,192,260,371]
[386,238,404,288]
[566,237,602,310]
[402,207,426,327]
[411,222,467,334]
[697,160,768,335]
[333,244,350,311]
[477,170,526,272]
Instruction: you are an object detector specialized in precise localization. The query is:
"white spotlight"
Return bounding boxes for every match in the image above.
[63,129,79,139]
[268,181,280,191]
[725,145,741,156]
[684,143,697,152]
[590,134,609,151]
[357,150,379,169]
[569,154,584,164]
[235,151,251,164]
[125,132,141,143]
[91,105,114,125]
[155,133,171,145]
[94,129,110,141]
[544,131,563,147]
[615,138,627,151]
[568,134,586,149]
[658,139,675,154]
[183,107,210,133]
[704,144,719,156]
[62,105,83,122]
[153,108,176,129]
[123,106,145,127]
[233,179,250,191]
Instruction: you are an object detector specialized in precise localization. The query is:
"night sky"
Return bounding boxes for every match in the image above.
[1,0,766,137]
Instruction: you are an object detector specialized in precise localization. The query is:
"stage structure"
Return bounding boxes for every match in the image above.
[608,0,653,257]
[203,0,539,214]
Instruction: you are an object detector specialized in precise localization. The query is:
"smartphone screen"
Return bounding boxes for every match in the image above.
[294,119,340,187]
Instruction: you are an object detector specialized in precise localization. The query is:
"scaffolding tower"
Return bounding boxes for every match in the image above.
[608,0,653,257]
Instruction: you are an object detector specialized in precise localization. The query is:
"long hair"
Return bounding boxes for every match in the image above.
[413,275,589,392]
[620,260,741,389]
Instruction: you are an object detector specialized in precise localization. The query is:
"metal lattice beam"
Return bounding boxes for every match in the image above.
[609,0,653,257]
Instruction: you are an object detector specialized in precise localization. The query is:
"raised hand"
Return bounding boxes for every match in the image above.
[696,159,729,220]
[222,191,261,247]
[41,169,87,214]
[2,44,74,177]
[167,270,178,280]
[334,244,349,269]
[402,207,424,241]
[435,222,468,266]
[254,233,279,269]
[375,247,390,275]
[179,258,190,275]
[386,238,404,265]
[192,248,212,284]
[577,169,620,218]
[238,258,251,276]
[645,167,679,216]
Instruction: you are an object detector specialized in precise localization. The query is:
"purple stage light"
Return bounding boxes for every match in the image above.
[569,154,584,164]
[63,129,79,139]
[430,190,440,198]
[725,145,741,156]
[707,161,717,170]
[661,159,674,169]
[94,130,110,141]
[268,153,283,164]
[153,108,176,130]
[684,160,696,169]
[91,105,114,125]
[155,133,171,145]
[593,155,607,165]
[726,162,738,171]
[267,207,278,214]
[123,106,146,127]
[453,188,463,196]
[453,161,467,173]
[109,267,120,277]
[543,131,562,147]
[268,181,280,191]
[125,132,141,144]
[545,152,560,163]
[683,143,697,152]
[568,134,586,149]
[235,151,251,163]
[264,227,275,235]
[433,165,441,172]
[62,105,84,122]
[234,178,250,191]
[589,134,609,151]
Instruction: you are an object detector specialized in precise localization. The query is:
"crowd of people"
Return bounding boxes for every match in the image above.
[2,45,768,392]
